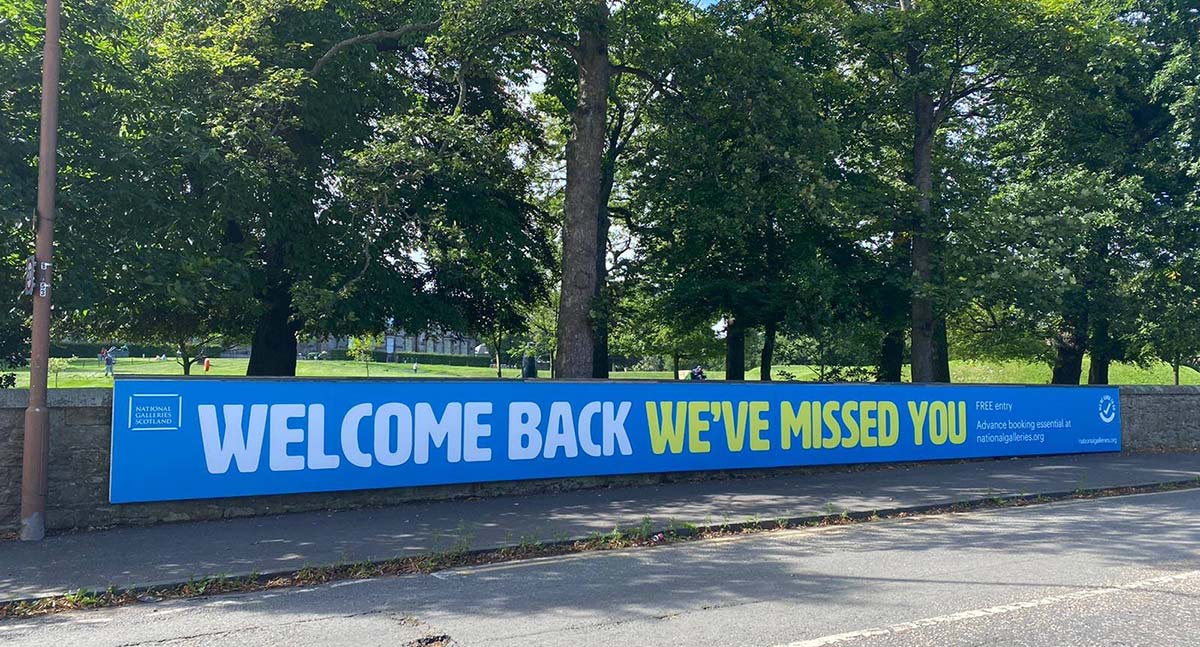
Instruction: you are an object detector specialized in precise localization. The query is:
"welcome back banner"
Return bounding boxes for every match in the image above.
[110,378,1122,503]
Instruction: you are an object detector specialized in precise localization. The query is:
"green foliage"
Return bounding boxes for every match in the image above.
[0,243,28,386]
[47,357,70,388]
[347,334,381,376]
[321,349,494,368]
[3,0,1200,383]
[631,4,853,362]
[2,0,553,377]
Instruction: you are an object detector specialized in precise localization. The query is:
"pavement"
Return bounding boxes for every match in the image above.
[0,452,1197,603]
[4,487,1199,646]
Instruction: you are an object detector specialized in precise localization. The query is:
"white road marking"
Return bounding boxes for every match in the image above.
[776,570,1200,647]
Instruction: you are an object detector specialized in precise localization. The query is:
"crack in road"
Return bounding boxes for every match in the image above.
[470,597,776,645]
[109,607,426,647]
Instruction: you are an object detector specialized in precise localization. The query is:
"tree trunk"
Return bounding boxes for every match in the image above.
[1175,362,1181,386]
[591,227,610,378]
[725,318,746,381]
[760,321,777,382]
[555,4,611,379]
[494,332,503,379]
[1088,318,1111,385]
[247,267,298,376]
[178,342,192,376]
[909,84,938,383]
[672,353,680,380]
[877,330,904,382]
[1051,320,1087,385]
[1052,344,1085,385]
[591,137,618,379]
[933,315,951,383]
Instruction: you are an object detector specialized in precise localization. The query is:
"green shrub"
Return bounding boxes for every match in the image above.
[50,342,223,358]
[377,351,493,368]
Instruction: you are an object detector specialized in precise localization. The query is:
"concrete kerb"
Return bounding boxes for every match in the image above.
[6,476,1199,609]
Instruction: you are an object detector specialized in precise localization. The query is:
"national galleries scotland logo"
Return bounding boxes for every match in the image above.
[127,393,183,431]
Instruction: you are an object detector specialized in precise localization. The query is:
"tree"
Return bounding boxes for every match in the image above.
[0,224,28,388]
[952,0,1184,384]
[631,2,847,380]
[347,334,381,377]
[47,357,69,388]
[439,0,684,378]
[965,169,1148,383]
[60,241,253,376]
[844,0,1076,382]
[609,286,723,379]
[31,0,551,377]
[1137,266,1200,385]
[520,288,561,377]
[1139,0,1200,384]
[1,0,134,385]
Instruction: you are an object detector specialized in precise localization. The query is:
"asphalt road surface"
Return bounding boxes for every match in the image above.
[4,489,1199,646]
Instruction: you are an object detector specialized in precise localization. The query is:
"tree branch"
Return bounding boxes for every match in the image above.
[311,21,440,76]
[337,200,379,298]
[612,64,671,93]
[488,27,581,61]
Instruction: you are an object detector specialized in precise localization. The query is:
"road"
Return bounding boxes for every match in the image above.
[3,489,1199,646]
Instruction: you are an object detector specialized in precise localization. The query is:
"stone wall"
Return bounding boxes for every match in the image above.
[0,389,691,533]
[1,386,1196,533]
[1119,386,1200,451]
[0,389,114,533]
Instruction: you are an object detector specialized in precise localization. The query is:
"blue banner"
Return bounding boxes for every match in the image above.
[109,379,1122,503]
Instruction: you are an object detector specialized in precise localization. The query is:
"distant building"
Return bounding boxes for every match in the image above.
[298,330,486,358]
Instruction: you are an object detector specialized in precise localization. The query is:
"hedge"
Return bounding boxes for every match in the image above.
[53,343,498,368]
[390,352,497,367]
[50,342,224,359]
[314,349,495,368]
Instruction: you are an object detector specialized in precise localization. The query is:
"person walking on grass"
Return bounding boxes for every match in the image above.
[104,351,116,378]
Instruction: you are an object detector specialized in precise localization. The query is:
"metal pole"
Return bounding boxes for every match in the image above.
[21,0,62,542]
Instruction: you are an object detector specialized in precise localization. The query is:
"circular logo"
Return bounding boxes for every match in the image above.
[1098,395,1117,424]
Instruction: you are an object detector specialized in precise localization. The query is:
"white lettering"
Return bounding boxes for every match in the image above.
[374,403,413,466]
[269,404,306,472]
[306,404,339,470]
[340,403,373,468]
[198,404,267,474]
[508,402,542,460]
[603,402,633,456]
[463,402,492,462]
[414,403,462,464]
[544,402,580,459]
[578,401,603,457]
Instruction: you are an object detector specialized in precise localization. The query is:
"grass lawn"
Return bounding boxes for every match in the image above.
[622,360,1200,385]
[12,357,523,389]
[767,360,1200,385]
[7,357,1198,389]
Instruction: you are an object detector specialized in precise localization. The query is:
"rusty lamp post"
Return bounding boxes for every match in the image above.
[21,0,63,541]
